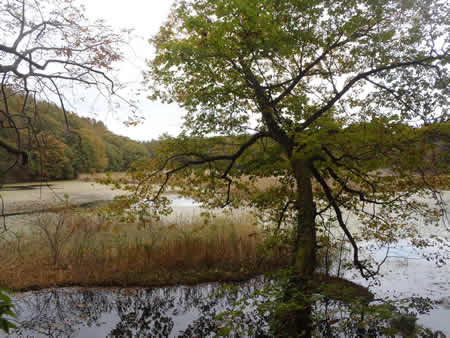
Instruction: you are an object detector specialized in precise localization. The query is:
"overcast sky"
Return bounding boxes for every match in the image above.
[78,0,184,141]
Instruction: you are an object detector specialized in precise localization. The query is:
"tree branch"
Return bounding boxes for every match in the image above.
[276,200,295,232]
[0,139,28,165]
[326,166,407,206]
[364,77,420,116]
[311,165,376,279]
[271,33,345,106]
[146,132,271,203]
[300,56,448,131]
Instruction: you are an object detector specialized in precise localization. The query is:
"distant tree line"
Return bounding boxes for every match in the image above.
[0,90,156,182]
[1,90,448,184]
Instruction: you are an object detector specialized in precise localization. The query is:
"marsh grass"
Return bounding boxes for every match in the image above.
[0,210,290,291]
[78,172,127,182]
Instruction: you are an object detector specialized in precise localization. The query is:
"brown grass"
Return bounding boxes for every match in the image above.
[0,210,290,291]
[79,172,283,193]
[78,171,128,182]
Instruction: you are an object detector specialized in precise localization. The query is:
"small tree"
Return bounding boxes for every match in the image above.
[0,0,129,331]
[0,0,131,184]
[29,134,71,179]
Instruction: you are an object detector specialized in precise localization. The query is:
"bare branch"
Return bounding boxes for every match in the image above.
[364,77,419,116]
[276,200,295,232]
[0,138,28,165]
[0,0,129,180]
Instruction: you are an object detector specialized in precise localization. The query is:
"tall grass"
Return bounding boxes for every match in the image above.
[0,210,290,291]
[78,172,127,182]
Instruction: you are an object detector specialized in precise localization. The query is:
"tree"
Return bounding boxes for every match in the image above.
[0,0,130,331]
[30,133,71,180]
[75,128,108,173]
[117,0,450,335]
[143,0,449,264]
[0,0,131,184]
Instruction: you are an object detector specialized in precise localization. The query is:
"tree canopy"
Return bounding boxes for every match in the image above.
[139,0,450,270]
[106,0,450,335]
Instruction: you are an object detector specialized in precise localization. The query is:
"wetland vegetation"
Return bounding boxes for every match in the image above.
[1,0,450,336]
[0,198,288,291]
[1,182,449,337]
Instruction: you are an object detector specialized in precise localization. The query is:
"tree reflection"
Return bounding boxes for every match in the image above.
[8,279,265,337]
[11,289,114,337]
[6,277,440,337]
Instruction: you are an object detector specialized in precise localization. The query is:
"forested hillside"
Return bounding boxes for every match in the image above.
[0,90,156,182]
[2,90,448,184]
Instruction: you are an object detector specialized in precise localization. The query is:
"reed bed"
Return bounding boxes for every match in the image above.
[78,171,128,182]
[0,210,290,291]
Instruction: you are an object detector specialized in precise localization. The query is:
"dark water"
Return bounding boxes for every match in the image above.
[2,279,267,338]
[2,277,448,337]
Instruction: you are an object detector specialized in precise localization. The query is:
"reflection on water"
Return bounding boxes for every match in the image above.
[3,279,266,338]
[3,274,448,337]
[2,192,448,337]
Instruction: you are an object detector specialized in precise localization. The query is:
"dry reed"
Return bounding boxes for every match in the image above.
[0,210,290,291]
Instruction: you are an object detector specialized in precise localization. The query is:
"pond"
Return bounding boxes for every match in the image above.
[2,267,449,337]
[2,278,266,338]
[2,236,449,337]
[1,182,449,336]
[350,240,450,335]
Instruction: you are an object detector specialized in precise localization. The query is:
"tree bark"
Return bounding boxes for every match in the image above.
[276,158,316,337]
[291,158,316,277]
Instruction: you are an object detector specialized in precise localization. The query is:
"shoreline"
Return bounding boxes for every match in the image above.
[4,267,275,293]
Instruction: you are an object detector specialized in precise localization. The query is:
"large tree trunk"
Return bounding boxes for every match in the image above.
[276,158,317,337]
[292,158,317,276]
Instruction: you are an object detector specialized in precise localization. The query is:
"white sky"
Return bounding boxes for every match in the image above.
[77,0,184,141]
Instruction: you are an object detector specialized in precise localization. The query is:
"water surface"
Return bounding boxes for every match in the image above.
[3,279,265,338]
